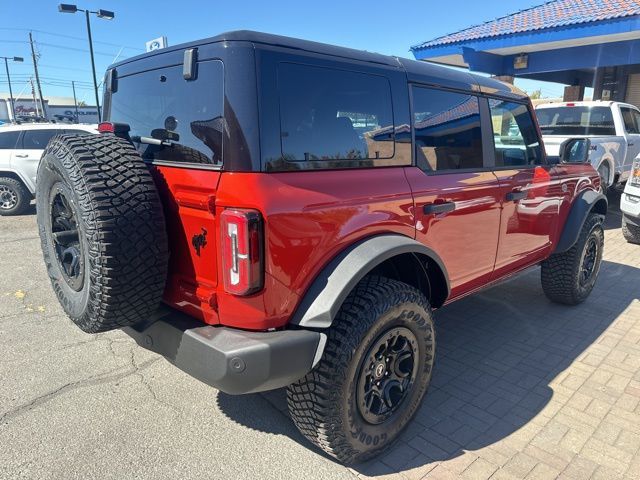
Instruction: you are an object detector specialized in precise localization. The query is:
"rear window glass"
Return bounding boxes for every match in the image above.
[278,63,394,162]
[412,87,483,171]
[108,60,224,166]
[22,129,58,149]
[0,131,20,149]
[535,106,616,136]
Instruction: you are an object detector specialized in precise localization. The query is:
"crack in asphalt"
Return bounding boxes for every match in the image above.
[0,353,159,425]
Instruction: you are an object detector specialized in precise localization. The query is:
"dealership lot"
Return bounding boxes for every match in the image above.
[1,195,639,480]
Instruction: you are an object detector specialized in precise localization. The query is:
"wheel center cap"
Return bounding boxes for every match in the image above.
[374,362,386,379]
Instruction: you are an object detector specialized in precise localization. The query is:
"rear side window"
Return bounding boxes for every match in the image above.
[621,107,640,134]
[278,63,394,162]
[535,106,616,136]
[489,100,542,167]
[22,129,58,149]
[108,60,224,166]
[412,87,483,172]
[0,131,20,149]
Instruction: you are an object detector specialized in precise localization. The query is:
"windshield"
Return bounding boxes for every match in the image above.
[107,60,224,166]
[535,106,616,136]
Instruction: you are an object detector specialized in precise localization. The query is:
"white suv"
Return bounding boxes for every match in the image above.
[621,158,640,244]
[0,123,97,215]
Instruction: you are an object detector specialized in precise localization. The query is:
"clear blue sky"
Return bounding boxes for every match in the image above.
[0,0,567,105]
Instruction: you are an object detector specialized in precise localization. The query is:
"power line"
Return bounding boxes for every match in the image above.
[0,27,143,52]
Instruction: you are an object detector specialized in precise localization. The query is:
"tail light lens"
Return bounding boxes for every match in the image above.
[220,209,264,296]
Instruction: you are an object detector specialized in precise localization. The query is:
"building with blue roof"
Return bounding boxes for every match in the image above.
[411,0,640,104]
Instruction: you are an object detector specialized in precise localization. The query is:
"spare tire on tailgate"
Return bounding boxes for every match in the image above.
[36,134,169,333]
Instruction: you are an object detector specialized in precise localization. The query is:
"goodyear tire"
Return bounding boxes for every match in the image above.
[287,276,435,464]
[541,213,604,305]
[36,134,169,333]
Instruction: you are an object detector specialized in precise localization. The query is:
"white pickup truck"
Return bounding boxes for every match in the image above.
[535,101,640,191]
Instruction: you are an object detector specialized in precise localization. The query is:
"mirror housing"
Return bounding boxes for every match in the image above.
[559,138,591,164]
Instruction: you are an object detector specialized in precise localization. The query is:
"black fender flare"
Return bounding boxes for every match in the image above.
[554,189,607,254]
[290,234,450,329]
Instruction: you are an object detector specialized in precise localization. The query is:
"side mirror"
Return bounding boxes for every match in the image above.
[559,138,591,164]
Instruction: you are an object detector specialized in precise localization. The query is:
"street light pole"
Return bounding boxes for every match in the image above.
[58,4,114,123]
[84,9,101,121]
[1,56,24,121]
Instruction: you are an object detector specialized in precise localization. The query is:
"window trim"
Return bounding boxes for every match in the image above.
[620,106,640,135]
[275,61,397,164]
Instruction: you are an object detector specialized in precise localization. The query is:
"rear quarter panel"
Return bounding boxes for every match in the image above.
[214,168,415,330]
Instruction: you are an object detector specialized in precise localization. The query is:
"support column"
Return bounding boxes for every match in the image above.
[563,85,585,102]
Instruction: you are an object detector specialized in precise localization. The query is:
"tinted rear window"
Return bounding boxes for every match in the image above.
[412,87,483,171]
[22,129,59,149]
[108,60,224,166]
[535,106,616,136]
[277,63,394,162]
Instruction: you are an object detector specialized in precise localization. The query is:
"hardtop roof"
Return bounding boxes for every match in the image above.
[109,30,528,101]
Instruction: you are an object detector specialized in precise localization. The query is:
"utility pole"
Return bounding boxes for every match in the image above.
[30,78,39,117]
[72,81,79,123]
[29,32,47,119]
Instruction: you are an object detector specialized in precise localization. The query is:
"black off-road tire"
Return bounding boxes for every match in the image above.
[36,134,169,333]
[0,176,31,216]
[287,276,435,465]
[541,213,604,305]
[622,214,640,244]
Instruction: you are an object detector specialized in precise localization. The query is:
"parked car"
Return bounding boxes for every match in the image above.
[621,158,640,244]
[35,31,607,464]
[0,123,97,215]
[535,101,640,192]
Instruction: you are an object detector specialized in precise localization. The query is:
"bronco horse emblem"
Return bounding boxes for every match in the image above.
[191,227,208,256]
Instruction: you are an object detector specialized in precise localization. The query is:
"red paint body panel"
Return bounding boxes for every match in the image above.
[152,161,600,332]
[404,167,502,298]
[150,164,221,324]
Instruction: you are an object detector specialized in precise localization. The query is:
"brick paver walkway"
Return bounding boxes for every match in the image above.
[342,194,640,479]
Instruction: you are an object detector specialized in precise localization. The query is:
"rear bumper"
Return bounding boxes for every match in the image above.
[123,308,325,394]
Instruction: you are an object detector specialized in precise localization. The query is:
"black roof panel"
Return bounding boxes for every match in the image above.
[109,30,528,100]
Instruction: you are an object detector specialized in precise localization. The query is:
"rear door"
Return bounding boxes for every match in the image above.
[105,59,224,323]
[12,128,60,191]
[405,86,502,299]
[489,99,558,277]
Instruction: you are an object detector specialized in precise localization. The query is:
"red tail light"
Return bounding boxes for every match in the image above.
[98,122,114,133]
[220,209,264,296]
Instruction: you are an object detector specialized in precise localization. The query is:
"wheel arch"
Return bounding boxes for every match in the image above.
[289,234,450,329]
[554,189,607,254]
[596,156,615,186]
[0,169,33,196]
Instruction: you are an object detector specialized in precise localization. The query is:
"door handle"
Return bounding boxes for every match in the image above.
[506,190,527,202]
[628,142,635,147]
[14,154,28,158]
[423,201,456,215]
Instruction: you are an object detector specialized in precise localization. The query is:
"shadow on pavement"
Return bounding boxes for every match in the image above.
[216,258,640,474]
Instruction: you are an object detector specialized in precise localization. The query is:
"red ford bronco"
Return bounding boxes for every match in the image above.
[36,31,607,464]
